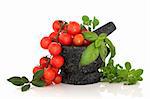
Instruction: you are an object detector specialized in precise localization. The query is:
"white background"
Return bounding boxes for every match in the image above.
[0,0,149,99]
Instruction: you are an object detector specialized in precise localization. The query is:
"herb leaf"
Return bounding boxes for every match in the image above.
[99,42,108,62]
[83,32,98,42]
[125,62,131,70]
[105,38,116,58]
[21,84,30,92]
[7,77,24,86]
[82,15,90,25]
[93,16,99,29]
[22,76,29,83]
[31,79,45,87]
[80,43,99,66]
[95,33,107,48]
[33,69,44,80]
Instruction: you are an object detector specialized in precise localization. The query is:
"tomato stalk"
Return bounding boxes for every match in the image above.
[53,22,67,42]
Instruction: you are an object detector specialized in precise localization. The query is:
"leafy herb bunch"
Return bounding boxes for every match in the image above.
[80,15,143,85]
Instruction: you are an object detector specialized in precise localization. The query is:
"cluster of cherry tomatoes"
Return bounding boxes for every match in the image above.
[33,20,91,86]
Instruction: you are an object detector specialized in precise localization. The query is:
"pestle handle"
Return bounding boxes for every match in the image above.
[93,22,116,36]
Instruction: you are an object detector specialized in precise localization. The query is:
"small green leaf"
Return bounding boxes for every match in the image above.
[126,76,137,85]
[80,24,86,30]
[82,15,89,25]
[118,69,128,78]
[21,84,30,92]
[93,16,99,29]
[83,32,98,42]
[125,62,131,70]
[7,77,24,86]
[105,38,116,58]
[31,79,45,87]
[33,69,44,80]
[134,69,143,76]
[22,76,29,83]
[108,59,114,66]
[95,38,103,48]
[137,77,143,81]
[89,20,92,25]
[80,43,99,66]
[99,42,108,62]
[95,33,107,48]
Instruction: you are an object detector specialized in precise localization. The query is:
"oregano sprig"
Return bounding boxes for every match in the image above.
[100,60,144,85]
[7,69,45,92]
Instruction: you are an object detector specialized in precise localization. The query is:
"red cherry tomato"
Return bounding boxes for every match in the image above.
[40,37,52,49]
[51,67,59,74]
[49,32,58,41]
[53,20,63,32]
[44,79,52,86]
[67,21,81,35]
[83,40,91,46]
[43,67,56,81]
[62,24,68,32]
[39,57,49,68]
[58,32,72,45]
[48,42,62,56]
[53,74,62,84]
[73,34,84,46]
[50,55,64,69]
[33,66,42,74]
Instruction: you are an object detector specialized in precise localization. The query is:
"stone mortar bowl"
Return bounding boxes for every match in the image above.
[60,22,116,85]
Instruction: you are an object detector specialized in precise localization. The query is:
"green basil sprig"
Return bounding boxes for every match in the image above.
[80,32,115,66]
[7,69,45,92]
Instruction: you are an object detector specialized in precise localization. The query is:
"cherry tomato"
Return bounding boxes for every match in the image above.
[43,67,56,81]
[39,57,49,68]
[53,74,62,84]
[58,32,72,45]
[44,79,52,86]
[53,20,63,32]
[62,24,68,32]
[33,66,42,74]
[40,37,52,49]
[73,34,84,46]
[48,42,62,56]
[51,67,59,74]
[67,21,81,35]
[49,32,58,41]
[50,55,64,69]
[83,40,91,46]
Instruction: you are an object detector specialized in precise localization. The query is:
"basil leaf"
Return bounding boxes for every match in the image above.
[99,42,108,62]
[82,15,89,25]
[95,33,107,48]
[93,16,99,29]
[21,84,30,92]
[125,62,131,70]
[22,76,29,83]
[33,69,44,80]
[7,77,24,86]
[83,32,98,42]
[105,38,116,58]
[31,79,45,87]
[95,38,103,48]
[80,43,99,66]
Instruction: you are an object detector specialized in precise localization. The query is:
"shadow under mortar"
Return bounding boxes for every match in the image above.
[60,22,116,85]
